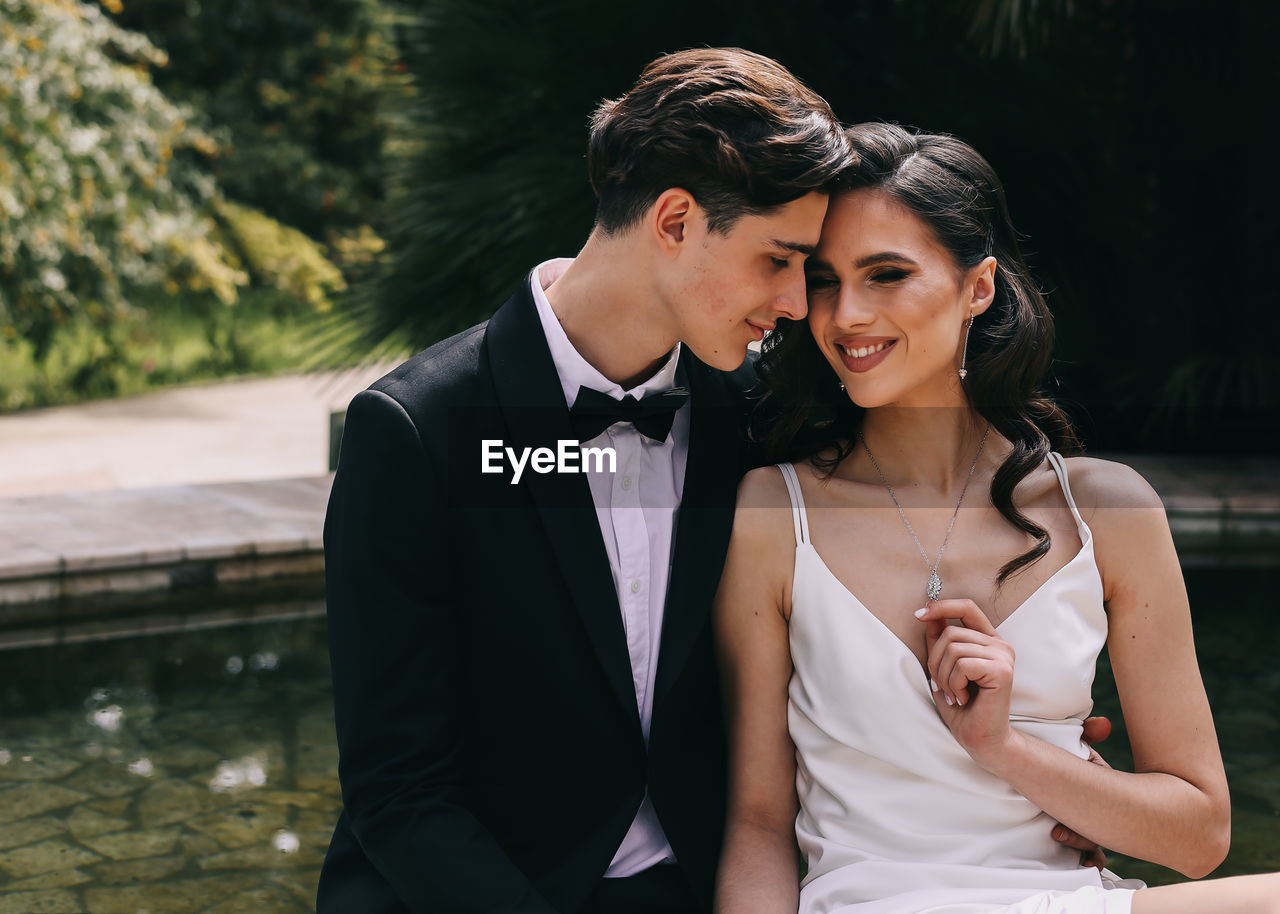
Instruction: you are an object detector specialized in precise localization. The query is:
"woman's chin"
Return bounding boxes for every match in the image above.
[841,384,893,410]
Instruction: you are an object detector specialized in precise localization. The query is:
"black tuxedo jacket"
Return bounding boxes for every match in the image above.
[317,279,760,913]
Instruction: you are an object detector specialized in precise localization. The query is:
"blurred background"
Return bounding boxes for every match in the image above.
[1,0,1277,450]
[0,1,1277,911]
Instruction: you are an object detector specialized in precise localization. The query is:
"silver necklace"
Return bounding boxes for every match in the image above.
[858,423,991,603]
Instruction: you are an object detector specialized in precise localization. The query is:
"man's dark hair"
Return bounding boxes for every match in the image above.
[588,47,852,235]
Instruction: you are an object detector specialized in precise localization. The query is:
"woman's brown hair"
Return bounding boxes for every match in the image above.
[753,123,1082,584]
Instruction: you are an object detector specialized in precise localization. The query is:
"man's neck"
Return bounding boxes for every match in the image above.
[544,235,680,390]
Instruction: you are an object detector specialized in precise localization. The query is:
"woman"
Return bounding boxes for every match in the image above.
[713,123,1280,913]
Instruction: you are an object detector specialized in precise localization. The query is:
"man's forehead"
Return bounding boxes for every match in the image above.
[742,194,828,246]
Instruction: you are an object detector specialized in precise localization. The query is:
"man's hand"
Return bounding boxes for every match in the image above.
[1050,716,1113,870]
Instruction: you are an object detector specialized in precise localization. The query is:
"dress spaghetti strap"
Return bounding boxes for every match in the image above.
[1046,452,1088,532]
[776,462,810,547]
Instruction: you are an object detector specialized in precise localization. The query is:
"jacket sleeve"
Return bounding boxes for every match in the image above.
[324,388,559,913]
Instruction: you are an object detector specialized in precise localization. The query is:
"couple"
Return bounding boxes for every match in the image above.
[317,48,1278,913]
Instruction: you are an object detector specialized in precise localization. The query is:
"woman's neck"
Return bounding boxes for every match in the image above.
[853,407,997,497]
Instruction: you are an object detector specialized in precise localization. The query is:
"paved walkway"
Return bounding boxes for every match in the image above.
[0,368,392,498]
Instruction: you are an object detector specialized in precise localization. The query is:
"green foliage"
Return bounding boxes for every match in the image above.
[215,199,346,311]
[0,287,321,411]
[0,0,247,359]
[110,0,401,243]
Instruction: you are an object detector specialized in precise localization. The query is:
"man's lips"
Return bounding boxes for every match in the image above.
[836,338,896,373]
[746,321,773,342]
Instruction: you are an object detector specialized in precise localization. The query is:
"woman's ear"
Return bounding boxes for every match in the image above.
[651,188,696,256]
[968,256,998,317]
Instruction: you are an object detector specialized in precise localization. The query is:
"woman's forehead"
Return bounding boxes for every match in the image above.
[818,189,944,260]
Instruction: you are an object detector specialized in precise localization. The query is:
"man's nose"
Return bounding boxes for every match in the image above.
[774,273,809,321]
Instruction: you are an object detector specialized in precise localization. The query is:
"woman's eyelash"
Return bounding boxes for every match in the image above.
[870,269,908,283]
[805,274,838,289]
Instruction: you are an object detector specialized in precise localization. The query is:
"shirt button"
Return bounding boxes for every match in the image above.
[621,476,632,491]
[630,579,642,594]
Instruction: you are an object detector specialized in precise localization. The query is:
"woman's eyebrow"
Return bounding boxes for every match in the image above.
[854,251,918,268]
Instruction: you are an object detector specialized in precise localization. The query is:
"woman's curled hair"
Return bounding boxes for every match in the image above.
[752,122,1081,584]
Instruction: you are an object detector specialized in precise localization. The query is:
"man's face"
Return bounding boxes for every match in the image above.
[668,191,829,371]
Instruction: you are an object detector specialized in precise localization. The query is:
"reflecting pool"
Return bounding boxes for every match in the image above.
[0,568,1275,912]
[0,608,336,913]
[1097,567,1280,884]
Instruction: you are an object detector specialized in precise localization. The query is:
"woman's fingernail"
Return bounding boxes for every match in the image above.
[956,693,966,707]
[944,694,954,706]
[914,608,929,619]
[930,678,939,692]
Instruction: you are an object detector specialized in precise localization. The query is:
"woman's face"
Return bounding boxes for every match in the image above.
[805,189,994,409]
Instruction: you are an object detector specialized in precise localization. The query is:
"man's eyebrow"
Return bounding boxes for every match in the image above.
[769,239,817,256]
[854,251,918,269]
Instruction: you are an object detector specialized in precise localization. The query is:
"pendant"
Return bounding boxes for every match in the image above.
[926,569,942,602]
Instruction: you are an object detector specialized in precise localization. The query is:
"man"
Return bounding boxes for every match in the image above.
[317,48,849,914]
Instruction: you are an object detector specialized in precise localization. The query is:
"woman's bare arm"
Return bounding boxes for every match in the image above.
[714,467,803,914]
[921,458,1230,878]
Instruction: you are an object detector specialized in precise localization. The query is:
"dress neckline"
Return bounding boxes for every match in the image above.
[781,453,1097,670]
[794,535,1095,676]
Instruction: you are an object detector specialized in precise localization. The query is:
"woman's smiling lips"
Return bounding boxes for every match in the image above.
[836,337,896,373]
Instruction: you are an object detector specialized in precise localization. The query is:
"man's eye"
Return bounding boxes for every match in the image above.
[771,257,790,269]
[870,269,908,283]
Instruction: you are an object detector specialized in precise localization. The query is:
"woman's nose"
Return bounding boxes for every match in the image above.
[833,285,875,327]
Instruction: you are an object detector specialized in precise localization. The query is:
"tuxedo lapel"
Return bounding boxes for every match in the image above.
[484,282,640,732]
[653,353,744,709]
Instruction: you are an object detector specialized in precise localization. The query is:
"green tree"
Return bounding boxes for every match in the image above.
[110,0,401,246]
[0,0,245,360]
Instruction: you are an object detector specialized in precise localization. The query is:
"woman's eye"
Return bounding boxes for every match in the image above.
[870,269,908,283]
[805,274,838,291]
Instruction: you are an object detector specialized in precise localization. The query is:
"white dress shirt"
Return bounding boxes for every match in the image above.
[531,258,686,877]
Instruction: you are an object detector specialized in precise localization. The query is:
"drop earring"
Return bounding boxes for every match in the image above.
[958,315,974,380]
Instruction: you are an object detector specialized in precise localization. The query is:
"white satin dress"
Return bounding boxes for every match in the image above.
[777,455,1144,914]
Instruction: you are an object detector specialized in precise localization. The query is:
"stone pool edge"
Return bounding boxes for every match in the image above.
[0,476,331,643]
[0,457,1276,636]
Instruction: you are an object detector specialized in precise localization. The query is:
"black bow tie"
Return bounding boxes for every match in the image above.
[569,385,689,443]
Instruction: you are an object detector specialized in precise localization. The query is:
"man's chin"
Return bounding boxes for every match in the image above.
[700,345,751,372]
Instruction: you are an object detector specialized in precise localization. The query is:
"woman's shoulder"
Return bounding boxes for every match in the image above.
[1058,455,1164,513]
[737,463,795,510]
[1058,456,1172,580]
[725,467,802,605]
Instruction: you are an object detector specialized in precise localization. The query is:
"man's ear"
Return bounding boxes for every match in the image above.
[968,256,998,317]
[652,188,697,256]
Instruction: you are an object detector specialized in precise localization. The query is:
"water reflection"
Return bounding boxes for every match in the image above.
[0,574,1274,910]
[0,612,335,912]
[209,754,270,793]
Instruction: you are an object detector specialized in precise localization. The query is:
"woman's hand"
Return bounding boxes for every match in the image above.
[915,599,1018,769]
